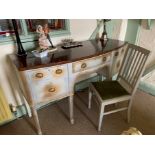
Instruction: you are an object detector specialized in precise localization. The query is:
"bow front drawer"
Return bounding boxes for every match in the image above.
[35,82,68,103]
[72,54,111,73]
[22,64,69,104]
[28,68,51,83]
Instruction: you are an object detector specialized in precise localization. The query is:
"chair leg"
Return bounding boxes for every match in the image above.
[98,103,105,132]
[127,99,133,123]
[88,88,92,109]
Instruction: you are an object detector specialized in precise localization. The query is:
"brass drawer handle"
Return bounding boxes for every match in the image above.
[81,63,87,69]
[35,73,43,78]
[115,52,119,57]
[48,87,56,92]
[103,57,107,62]
[55,69,63,74]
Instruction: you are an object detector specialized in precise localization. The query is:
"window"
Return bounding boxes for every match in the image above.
[0,19,22,38]
[0,19,70,44]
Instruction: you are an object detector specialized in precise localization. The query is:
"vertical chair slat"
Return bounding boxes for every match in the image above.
[130,52,144,86]
[132,55,148,87]
[122,48,133,79]
[125,49,138,82]
[119,47,132,79]
[128,51,142,84]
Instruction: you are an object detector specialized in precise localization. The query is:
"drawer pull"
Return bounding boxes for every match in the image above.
[115,52,119,57]
[48,87,56,92]
[35,73,43,78]
[81,63,87,69]
[103,57,107,62]
[55,69,63,74]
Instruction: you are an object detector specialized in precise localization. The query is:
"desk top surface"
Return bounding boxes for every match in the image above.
[9,39,126,71]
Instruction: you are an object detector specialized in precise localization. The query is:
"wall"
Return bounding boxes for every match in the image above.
[0,19,124,106]
[98,19,127,41]
[137,20,155,67]
[125,19,140,44]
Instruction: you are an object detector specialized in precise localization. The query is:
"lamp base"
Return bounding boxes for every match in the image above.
[100,38,108,49]
[16,53,27,57]
[100,31,108,41]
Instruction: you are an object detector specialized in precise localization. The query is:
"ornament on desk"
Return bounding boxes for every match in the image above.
[43,24,54,47]
[33,24,57,58]
[37,24,57,52]
[36,25,49,50]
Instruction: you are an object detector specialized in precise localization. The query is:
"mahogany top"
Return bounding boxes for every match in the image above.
[9,39,127,71]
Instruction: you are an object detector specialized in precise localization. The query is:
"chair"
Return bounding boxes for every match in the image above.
[88,43,150,131]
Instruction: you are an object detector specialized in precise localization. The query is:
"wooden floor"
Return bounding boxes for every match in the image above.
[0,89,155,135]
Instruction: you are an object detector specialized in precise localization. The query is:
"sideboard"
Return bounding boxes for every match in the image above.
[9,39,127,134]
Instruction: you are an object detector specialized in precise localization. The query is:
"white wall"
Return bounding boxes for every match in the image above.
[118,19,128,41]
[0,19,123,106]
[137,20,155,67]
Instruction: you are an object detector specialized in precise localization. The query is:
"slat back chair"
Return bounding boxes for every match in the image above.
[88,43,150,131]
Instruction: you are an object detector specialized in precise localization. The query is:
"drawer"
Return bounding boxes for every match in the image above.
[35,80,68,103]
[24,64,69,104]
[26,64,69,104]
[27,68,51,83]
[72,54,111,73]
[27,64,68,83]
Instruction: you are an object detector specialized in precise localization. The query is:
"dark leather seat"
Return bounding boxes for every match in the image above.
[92,81,129,100]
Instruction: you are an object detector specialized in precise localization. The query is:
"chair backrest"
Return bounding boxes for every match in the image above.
[117,43,150,95]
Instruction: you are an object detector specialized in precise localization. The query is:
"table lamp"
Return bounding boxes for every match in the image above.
[12,19,27,57]
[100,19,111,42]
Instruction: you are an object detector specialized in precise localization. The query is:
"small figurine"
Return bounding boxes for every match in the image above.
[36,25,49,50]
[43,23,54,48]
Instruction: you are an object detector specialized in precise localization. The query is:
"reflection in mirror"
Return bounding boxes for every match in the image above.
[26,19,67,32]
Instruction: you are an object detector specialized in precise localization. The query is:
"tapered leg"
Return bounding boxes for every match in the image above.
[31,106,42,135]
[22,95,32,117]
[127,99,133,123]
[98,103,105,132]
[69,95,74,124]
[106,66,112,80]
[88,88,92,109]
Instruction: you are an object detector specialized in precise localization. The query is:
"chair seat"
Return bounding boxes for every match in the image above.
[92,81,130,100]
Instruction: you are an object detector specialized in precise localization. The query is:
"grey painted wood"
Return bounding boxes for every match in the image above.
[88,88,92,109]
[31,106,42,135]
[98,104,105,131]
[69,95,74,124]
[89,43,150,131]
